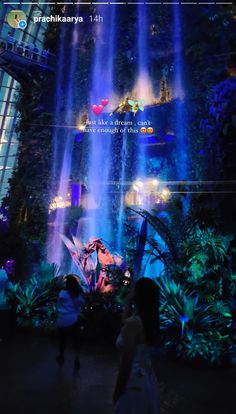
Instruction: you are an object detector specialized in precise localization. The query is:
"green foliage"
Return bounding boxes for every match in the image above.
[211,300,231,318]
[185,225,231,263]
[158,275,216,333]
[33,262,60,286]
[3,12,60,276]
[123,234,137,269]
[176,331,231,364]
[7,262,63,330]
[158,274,232,364]
[130,207,235,364]
[126,208,182,273]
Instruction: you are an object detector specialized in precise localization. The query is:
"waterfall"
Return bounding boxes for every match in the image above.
[137,4,149,178]
[173,4,188,181]
[116,114,128,252]
[85,5,116,241]
[47,20,79,267]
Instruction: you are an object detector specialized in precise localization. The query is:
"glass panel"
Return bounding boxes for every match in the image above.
[0,3,50,199]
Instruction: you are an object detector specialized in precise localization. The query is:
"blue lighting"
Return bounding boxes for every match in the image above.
[138,135,158,145]
[166,133,174,142]
[75,132,83,143]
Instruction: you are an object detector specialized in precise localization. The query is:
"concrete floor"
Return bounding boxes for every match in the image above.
[0,332,235,414]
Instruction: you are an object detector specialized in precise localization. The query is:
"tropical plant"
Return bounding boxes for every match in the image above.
[176,330,231,364]
[125,209,180,276]
[158,275,215,333]
[129,208,180,266]
[35,261,60,280]
[184,226,232,272]
[122,206,235,364]
[156,273,233,364]
[6,263,63,329]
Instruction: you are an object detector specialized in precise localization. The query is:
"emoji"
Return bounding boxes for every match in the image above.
[101,99,109,106]
[147,127,154,134]
[128,98,145,116]
[92,104,104,116]
[140,127,147,134]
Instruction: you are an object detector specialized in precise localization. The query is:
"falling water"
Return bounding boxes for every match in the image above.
[116,5,150,252]
[173,4,188,180]
[138,4,149,77]
[85,6,116,241]
[116,114,128,252]
[47,22,79,266]
[135,5,167,278]
[136,4,150,179]
[51,26,65,185]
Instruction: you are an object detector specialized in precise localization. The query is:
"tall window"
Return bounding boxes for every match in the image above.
[0,3,50,200]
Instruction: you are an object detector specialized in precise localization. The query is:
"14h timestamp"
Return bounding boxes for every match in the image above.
[89,15,104,23]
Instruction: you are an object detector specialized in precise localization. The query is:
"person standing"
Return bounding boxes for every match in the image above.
[0,266,9,305]
[17,42,24,56]
[24,43,30,58]
[33,44,39,61]
[7,32,14,51]
[4,259,16,283]
[41,49,49,64]
[56,275,85,371]
[29,43,35,59]
[113,277,161,414]
[13,14,20,29]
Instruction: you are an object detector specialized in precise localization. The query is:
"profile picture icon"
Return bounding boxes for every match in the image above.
[7,10,27,29]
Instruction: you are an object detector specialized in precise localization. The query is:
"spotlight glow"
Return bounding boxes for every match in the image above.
[137,180,144,188]
[162,188,170,200]
[133,184,140,192]
[49,195,71,211]
[78,124,86,132]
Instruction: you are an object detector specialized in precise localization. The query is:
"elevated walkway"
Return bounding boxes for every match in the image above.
[0,38,55,85]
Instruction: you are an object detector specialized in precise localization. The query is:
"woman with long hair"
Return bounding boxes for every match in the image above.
[56,275,84,371]
[113,277,160,413]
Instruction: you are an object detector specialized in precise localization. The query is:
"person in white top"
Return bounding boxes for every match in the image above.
[113,277,161,414]
[56,274,85,370]
[0,267,9,305]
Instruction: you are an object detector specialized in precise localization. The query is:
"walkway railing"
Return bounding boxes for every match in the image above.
[0,36,55,67]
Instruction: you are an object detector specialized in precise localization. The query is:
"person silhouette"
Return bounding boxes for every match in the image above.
[7,32,14,50]
[56,275,85,371]
[113,277,161,413]
[13,15,20,29]
[33,44,39,61]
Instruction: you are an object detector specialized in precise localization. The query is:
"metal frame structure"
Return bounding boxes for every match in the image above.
[0,2,50,200]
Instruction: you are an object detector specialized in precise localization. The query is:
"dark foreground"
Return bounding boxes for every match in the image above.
[0,332,235,414]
